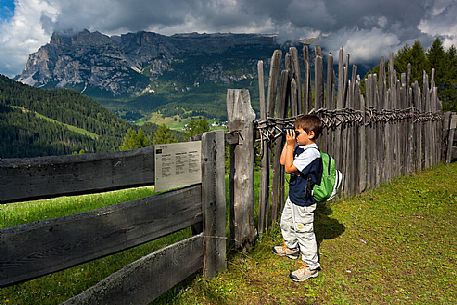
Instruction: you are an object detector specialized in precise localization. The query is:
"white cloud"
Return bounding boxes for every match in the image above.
[0,0,57,77]
[419,0,457,49]
[324,27,401,63]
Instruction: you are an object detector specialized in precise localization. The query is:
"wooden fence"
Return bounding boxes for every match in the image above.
[0,131,226,305]
[227,47,454,248]
[444,113,457,163]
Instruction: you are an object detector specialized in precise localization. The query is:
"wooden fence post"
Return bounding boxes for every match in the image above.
[335,48,345,174]
[290,47,301,114]
[446,113,457,163]
[303,45,311,113]
[272,70,289,221]
[227,89,256,250]
[315,53,324,110]
[257,60,269,235]
[423,71,431,169]
[202,131,227,278]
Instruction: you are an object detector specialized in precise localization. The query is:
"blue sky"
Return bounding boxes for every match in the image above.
[0,0,15,21]
[1,0,457,78]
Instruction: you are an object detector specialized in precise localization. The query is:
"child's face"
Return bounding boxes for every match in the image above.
[294,127,315,146]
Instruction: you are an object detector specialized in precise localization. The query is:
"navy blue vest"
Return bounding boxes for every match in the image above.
[288,146,323,206]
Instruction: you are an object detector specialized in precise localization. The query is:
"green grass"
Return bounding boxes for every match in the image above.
[0,186,155,228]
[153,162,457,304]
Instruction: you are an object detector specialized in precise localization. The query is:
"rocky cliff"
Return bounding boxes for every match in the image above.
[18,29,281,98]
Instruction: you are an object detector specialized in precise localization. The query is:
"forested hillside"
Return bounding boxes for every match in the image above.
[0,75,132,158]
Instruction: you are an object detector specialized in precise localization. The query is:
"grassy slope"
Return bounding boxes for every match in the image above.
[155,162,457,305]
[12,106,99,140]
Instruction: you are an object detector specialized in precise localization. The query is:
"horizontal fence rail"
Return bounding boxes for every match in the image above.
[0,147,155,203]
[62,234,204,305]
[0,185,202,287]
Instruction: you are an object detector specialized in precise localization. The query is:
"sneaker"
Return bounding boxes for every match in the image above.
[289,266,318,281]
[272,242,300,259]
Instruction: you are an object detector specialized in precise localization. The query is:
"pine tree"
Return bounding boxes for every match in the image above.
[395,40,430,85]
[427,38,446,84]
[152,124,178,145]
[427,40,457,112]
[119,128,152,150]
[185,118,210,138]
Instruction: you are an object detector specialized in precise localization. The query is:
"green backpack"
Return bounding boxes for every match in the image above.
[312,152,343,202]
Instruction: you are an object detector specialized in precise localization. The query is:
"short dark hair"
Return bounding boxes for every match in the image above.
[294,115,322,140]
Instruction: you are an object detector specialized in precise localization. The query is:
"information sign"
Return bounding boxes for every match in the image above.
[154,141,202,192]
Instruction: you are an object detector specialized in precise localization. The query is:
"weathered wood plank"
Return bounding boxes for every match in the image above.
[326,53,334,110]
[358,92,367,193]
[62,235,203,305]
[383,57,392,181]
[366,74,376,189]
[431,86,438,166]
[0,147,155,203]
[441,112,451,162]
[303,45,311,113]
[0,185,202,287]
[322,53,334,154]
[257,60,269,234]
[291,78,298,116]
[267,50,282,116]
[373,74,383,186]
[278,70,289,212]
[315,54,324,110]
[446,114,457,163]
[202,131,226,278]
[335,48,344,174]
[343,54,350,105]
[394,79,401,179]
[389,54,399,180]
[423,71,431,169]
[407,87,415,174]
[414,81,423,171]
[229,142,236,248]
[227,89,256,250]
[272,70,289,221]
[342,78,351,195]
[290,47,301,114]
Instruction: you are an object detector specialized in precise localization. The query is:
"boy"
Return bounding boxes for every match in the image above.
[273,114,323,281]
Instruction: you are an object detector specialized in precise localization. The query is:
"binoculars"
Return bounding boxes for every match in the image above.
[281,126,298,137]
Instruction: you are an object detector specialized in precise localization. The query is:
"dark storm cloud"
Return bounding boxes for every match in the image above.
[1,0,457,76]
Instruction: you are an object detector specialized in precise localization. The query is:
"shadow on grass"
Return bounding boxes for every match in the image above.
[315,202,345,246]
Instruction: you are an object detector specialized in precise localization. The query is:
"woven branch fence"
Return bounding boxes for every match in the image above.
[227,46,448,245]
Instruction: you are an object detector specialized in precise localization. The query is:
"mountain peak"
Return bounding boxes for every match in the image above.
[50,29,110,46]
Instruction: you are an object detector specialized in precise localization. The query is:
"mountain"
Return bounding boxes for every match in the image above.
[17,30,285,120]
[0,75,132,158]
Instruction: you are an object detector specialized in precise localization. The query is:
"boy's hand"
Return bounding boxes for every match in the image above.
[286,129,296,147]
